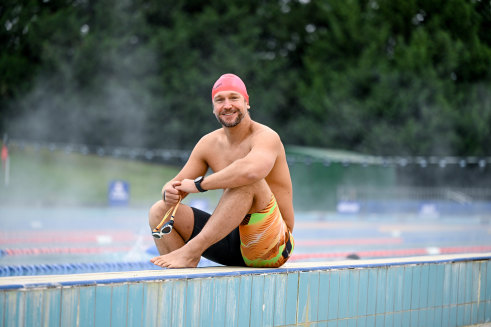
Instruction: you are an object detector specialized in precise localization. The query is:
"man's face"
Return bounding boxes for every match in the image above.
[212,91,249,128]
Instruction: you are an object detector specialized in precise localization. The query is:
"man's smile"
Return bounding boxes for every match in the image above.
[216,109,244,128]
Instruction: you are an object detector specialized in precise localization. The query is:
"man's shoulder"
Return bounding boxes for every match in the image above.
[197,129,223,145]
[252,122,280,140]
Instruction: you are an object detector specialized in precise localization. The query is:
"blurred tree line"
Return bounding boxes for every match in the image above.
[1,0,490,156]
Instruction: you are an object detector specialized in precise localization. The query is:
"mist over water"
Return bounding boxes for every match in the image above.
[8,1,156,150]
[10,64,154,148]
[1,3,164,207]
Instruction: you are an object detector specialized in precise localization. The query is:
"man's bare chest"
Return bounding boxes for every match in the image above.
[206,143,252,172]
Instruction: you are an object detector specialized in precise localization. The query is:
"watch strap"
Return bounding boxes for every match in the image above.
[194,176,207,192]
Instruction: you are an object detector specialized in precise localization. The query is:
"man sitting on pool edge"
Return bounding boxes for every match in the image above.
[149,73,294,268]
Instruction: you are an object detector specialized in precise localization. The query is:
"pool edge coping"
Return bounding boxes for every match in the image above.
[1,252,490,290]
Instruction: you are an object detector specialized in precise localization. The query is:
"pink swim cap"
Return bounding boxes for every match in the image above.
[211,74,249,104]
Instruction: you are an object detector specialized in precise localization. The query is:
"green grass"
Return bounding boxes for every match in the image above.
[0,145,220,207]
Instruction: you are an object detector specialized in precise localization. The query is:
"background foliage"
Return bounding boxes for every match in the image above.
[1,0,490,156]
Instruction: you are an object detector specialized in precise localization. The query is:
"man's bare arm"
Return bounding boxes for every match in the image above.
[161,136,209,204]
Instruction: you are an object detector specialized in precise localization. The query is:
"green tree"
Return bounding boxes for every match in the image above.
[1,0,490,156]
[295,0,490,156]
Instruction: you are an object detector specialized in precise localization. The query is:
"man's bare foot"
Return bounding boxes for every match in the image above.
[150,245,201,268]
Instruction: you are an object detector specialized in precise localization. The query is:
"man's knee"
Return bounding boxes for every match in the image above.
[149,200,166,228]
[149,201,195,241]
[221,179,271,212]
[223,179,270,197]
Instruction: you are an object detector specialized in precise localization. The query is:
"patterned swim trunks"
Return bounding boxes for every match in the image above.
[239,194,294,268]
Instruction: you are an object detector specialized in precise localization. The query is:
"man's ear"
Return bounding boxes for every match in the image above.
[247,104,251,109]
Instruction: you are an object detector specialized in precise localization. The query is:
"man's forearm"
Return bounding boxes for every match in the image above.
[200,160,260,191]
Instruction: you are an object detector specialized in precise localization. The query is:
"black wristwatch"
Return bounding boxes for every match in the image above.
[194,176,207,192]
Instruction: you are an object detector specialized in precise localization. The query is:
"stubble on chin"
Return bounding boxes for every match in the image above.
[217,111,244,128]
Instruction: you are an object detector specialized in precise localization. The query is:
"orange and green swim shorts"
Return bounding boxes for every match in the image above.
[239,194,294,268]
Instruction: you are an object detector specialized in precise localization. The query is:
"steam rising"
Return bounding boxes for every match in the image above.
[2,2,162,207]
[9,2,155,149]
[10,63,154,148]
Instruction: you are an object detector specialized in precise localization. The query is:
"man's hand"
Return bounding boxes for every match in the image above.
[162,181,185,205]
[175,179,199,194]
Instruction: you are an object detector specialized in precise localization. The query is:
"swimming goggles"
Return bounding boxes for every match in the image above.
[152,197,181,239]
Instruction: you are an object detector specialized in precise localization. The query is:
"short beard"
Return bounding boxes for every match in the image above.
[216,110,244,128]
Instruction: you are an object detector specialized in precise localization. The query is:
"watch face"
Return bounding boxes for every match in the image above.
[194,176,203,183]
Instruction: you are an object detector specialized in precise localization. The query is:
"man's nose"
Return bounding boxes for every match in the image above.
[223,98,233,107]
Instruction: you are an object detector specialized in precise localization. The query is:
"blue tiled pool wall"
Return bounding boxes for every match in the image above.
[1,260,490,327]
